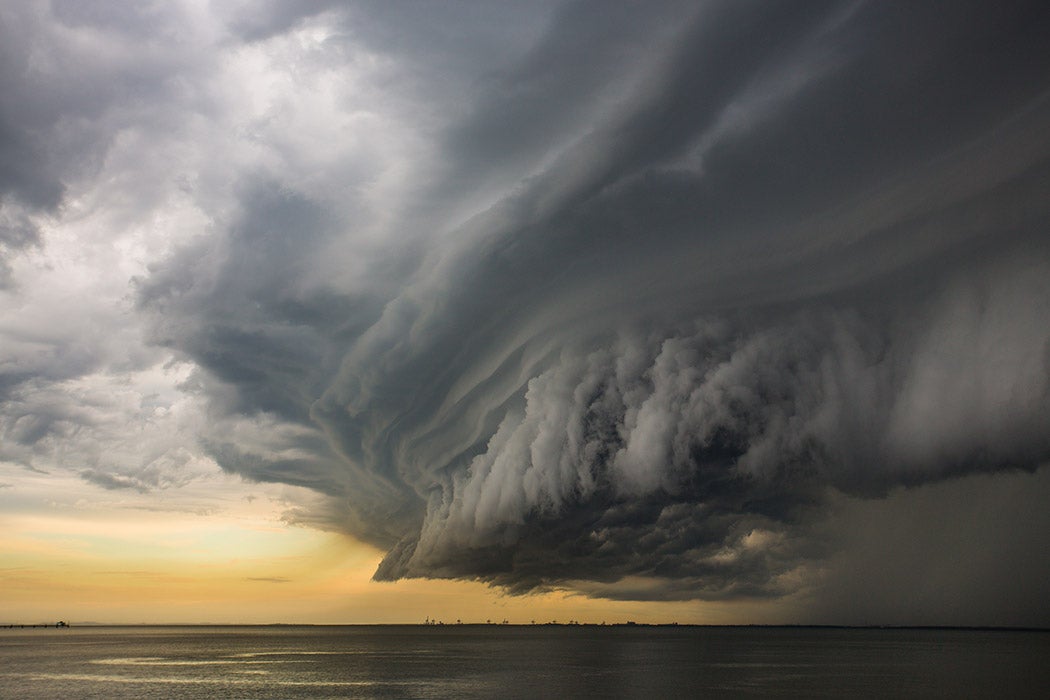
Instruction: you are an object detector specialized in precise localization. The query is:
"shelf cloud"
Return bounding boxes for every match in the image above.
[3,0,1050,616]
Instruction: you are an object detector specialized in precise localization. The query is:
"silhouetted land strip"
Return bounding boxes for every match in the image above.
[3,622,1047,632]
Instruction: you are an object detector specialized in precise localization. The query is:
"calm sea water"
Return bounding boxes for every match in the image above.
[1,625,1047,698]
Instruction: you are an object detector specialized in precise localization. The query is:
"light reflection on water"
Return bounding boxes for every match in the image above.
[92,657,286,665]
[1,626,1048,699]
[9,673,388,687]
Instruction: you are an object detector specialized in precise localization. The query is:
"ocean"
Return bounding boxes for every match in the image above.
[1,625,1047,698]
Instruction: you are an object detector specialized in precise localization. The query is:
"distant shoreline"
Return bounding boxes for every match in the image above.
[3,622,1048,633]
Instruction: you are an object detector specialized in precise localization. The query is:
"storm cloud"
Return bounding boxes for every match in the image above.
[3,0,1050,618]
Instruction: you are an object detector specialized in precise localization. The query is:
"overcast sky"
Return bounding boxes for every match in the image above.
[2,0,1050,625]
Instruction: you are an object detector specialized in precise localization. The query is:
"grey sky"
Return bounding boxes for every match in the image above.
[1,0,1049,625]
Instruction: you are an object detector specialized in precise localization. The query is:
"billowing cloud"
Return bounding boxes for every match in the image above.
[149,0,1050,598]
[3,0,1050,619]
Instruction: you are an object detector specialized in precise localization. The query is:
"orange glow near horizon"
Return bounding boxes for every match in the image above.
[0,503,790,626]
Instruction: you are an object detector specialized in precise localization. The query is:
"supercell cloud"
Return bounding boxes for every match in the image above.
[3,0,1050,614]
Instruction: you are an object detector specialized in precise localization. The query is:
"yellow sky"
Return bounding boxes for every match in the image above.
[0,478,788,626]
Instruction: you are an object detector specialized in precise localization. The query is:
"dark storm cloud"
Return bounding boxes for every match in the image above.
[440,0,697,182]
[140,182,351,419]
[0,0,204,211]
[0,5,60,285]
[0,7,64,213]
[133,0,1050,607]
[137,179,419,545]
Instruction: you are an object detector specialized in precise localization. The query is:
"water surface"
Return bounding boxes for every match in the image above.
[1,625,1047,698]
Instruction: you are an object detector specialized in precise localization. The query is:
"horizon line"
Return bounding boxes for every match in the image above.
[4,622,1048,632]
